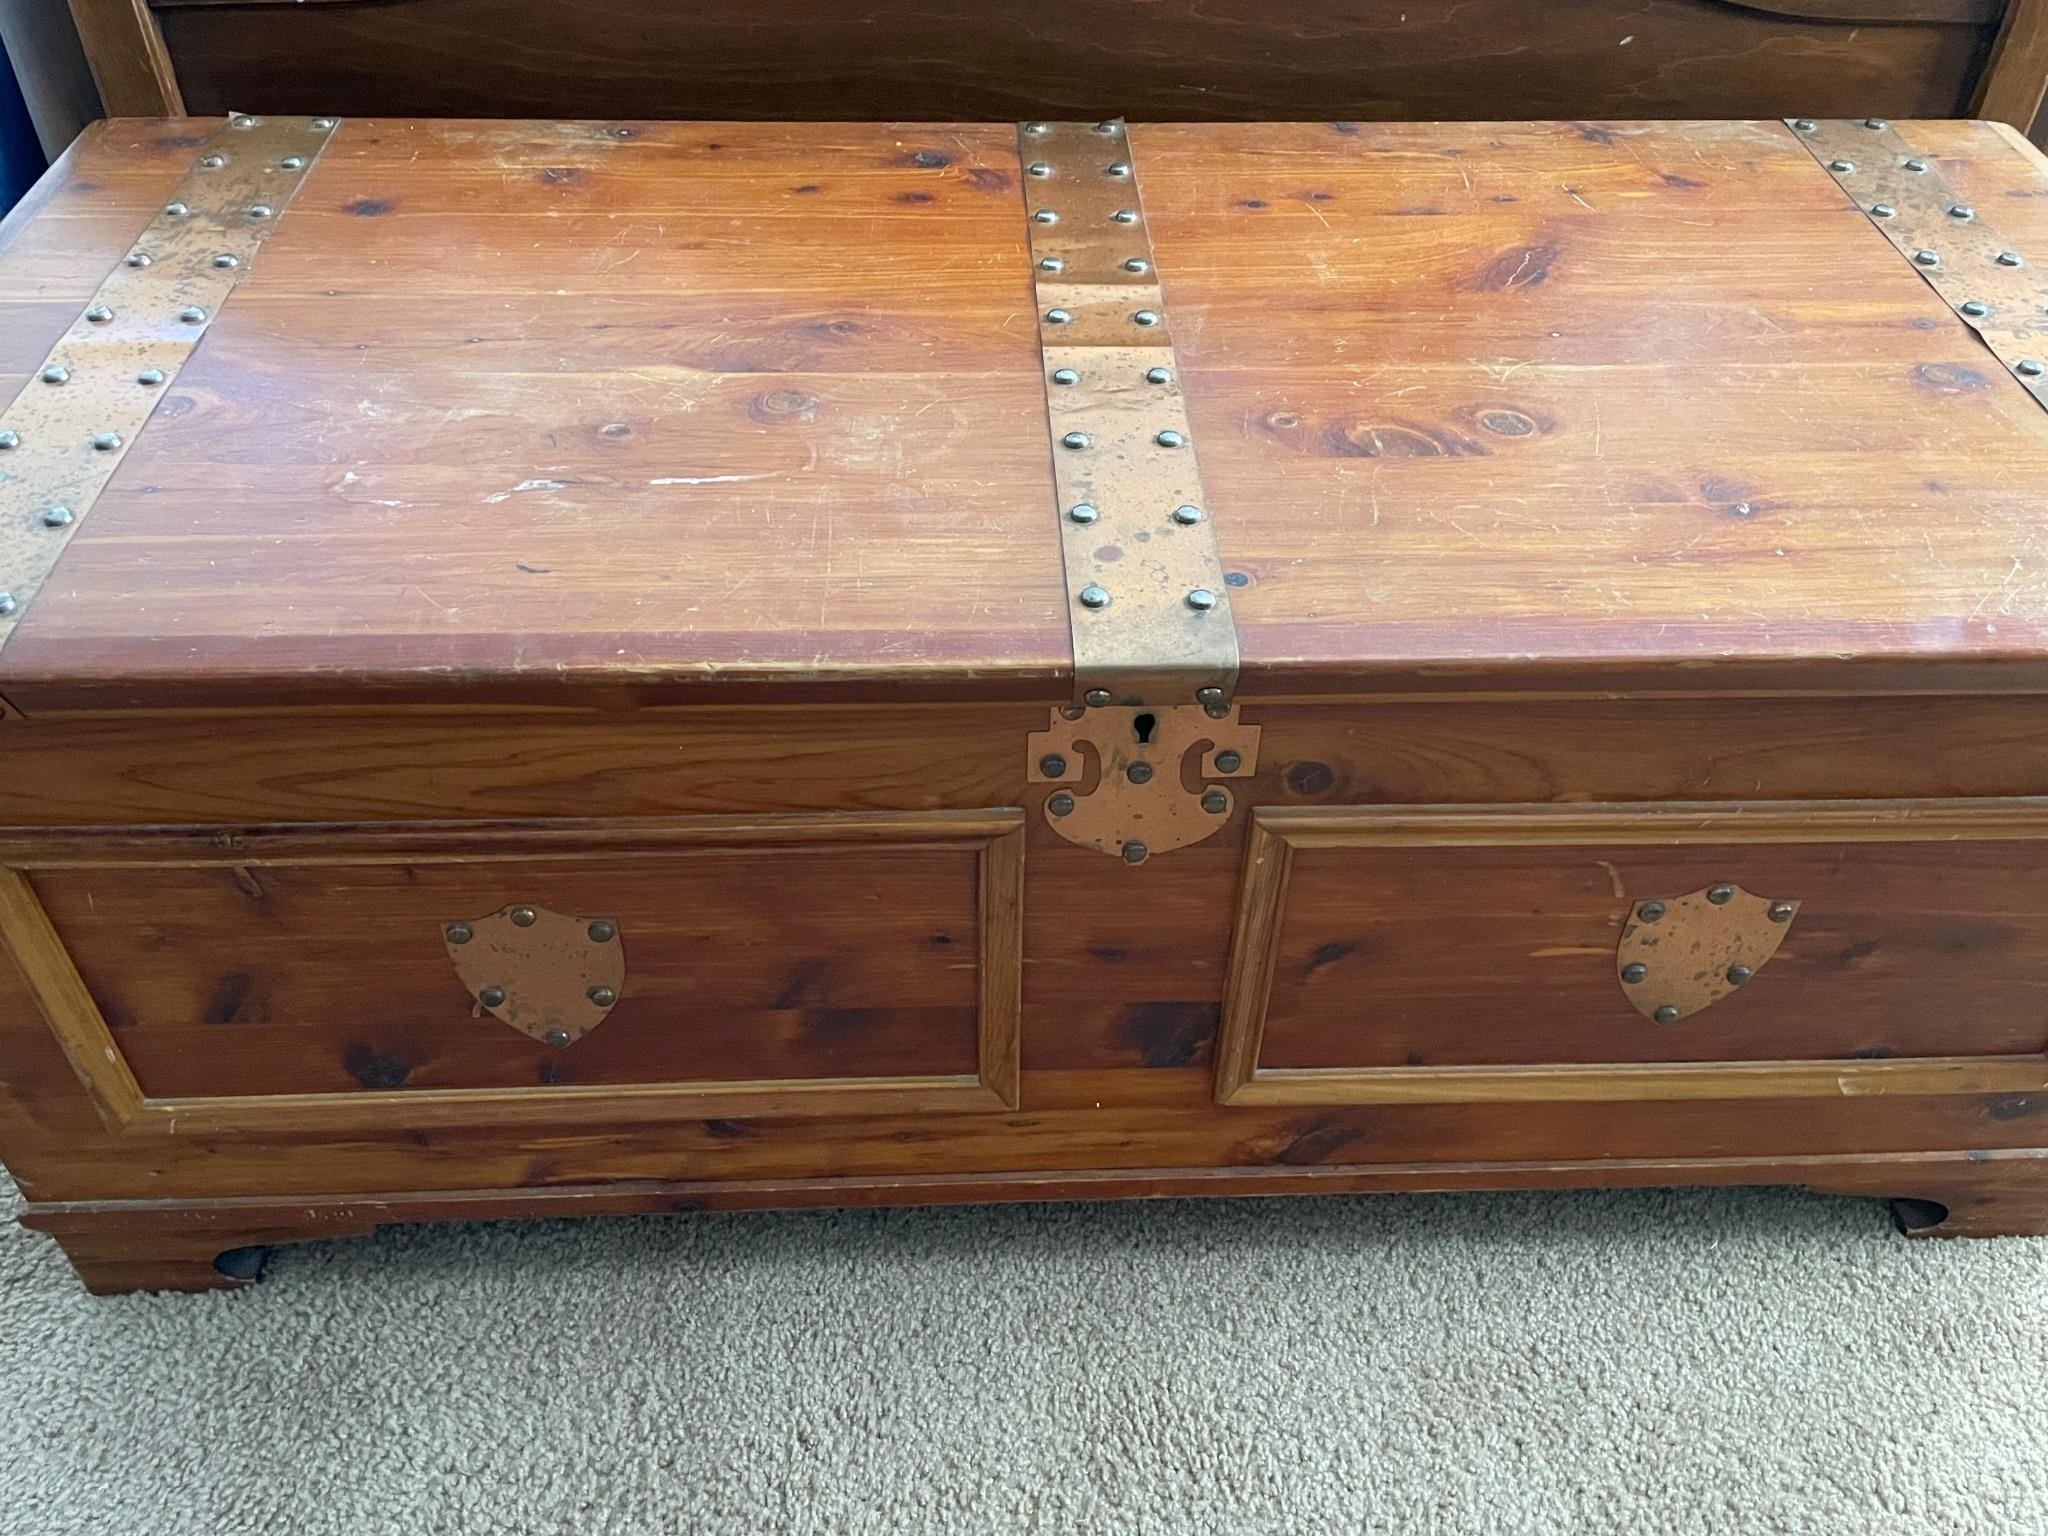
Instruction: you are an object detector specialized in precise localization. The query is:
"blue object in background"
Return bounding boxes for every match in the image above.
[0,33,45,218]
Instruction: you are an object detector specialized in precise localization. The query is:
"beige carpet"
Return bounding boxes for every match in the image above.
[3,1166,2046,1535]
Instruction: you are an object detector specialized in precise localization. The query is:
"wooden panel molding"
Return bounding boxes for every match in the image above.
[1215,799,2048,1107]
[0,810,1025,1135]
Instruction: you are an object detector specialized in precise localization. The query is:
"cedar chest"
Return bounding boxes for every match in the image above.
[4,113,2048,1293]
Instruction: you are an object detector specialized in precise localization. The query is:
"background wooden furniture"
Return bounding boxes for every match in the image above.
[61,0,2048,143]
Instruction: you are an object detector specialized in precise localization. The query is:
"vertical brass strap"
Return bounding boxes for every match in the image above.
[1016,119,1239,711]
[1788,117,2048,411]
[0,113,339,650]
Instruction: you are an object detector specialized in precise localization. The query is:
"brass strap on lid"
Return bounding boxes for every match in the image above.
[0,113,338,652]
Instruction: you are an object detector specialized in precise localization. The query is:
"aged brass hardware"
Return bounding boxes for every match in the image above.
[443,904,625,1046]
[1028,703,1260,864]
[1615,884,1800,1024]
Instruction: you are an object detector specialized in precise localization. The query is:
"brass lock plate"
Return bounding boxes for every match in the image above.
[443,904,625,1047]
[1616,884,1798,1024]
[1028,702,1260,863]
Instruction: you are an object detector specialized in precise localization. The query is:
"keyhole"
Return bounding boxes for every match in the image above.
[1133,712,1157,745]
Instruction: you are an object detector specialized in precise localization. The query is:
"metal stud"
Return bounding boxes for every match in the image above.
[278,156,306,171]
[1105,161,1132,178]
[0,431,17,450]
[587,985,617,1007]
[1620,962,1647,984]
[1186,588,1218,611]
[1046,308,1073,325]
[1051,367,1080,385]
[1870,203,1896,219]
[588,920,617,942]
[137,368,166,387]
[510,905,537,926]
[1131,309,1160,326]
[179,306,208,324]
[1172,505,1203,525]
[1912,249,1939,268]
[1791,118,1818,133]
[1121,841,1149,865]
[1047,791,1075,817]
[2019,359,2045,378]
[231,114,260,129]
[1077,584,1110,609]
[126,251,152,267]
[1126,762,1154,785]
[1637,901,1666,923]
[85,304,112,324]
[41,506,73,528]
[1032,209,1059,224]
[1027,162,1053,178]
[446,923,473,944]
[1062,430,1091,450]
[1961,300,1991,318]
[1862,117,1887,130]
[1731,502,1754,518]
[164,201,190,217]
[478,986,506,1007]
[1997,250,2025,267]
[543,1028,572,1049]
[1653,1005,1680,1024]
[1768,903,1795,923]
[1201,789,1229,815]
[1024,122,1050,137]
[1948,204,1974,220]
[1827,159,1855,174]
[1039,256,1065,273]
[1038,754,1068,777]
[311,117,338,130]
[1085,688,1113,707]
[247,203,275,219]
[1112,208,1138,223]
[1707,884,1735,905]
[1123,258,1149,274]
[1145,366,1172,384]
[1067,503,1099,524]
[39,365,68,385]
[1094,122,1121,136]
[0,594,15,617]
[1155,429,1186,448]
[1726,964,1754,985]
[212,253,240,269]
[1904,158,1929,173]
[92,433,121,452]
[1059,704,1086,720]
[1196,685,1228,717]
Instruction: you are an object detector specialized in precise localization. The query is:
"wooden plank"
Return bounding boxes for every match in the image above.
[0,867,144,1129]
[1974,0,2048,127]
[64,0,181,117]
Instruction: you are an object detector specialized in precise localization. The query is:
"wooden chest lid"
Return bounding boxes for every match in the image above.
[3,115,2048,712]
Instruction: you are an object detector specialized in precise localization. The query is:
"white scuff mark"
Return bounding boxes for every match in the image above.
[1594,860,1626,900]
[484,478,570,503]
[649,473,774,486]
[1619,34,1634,45]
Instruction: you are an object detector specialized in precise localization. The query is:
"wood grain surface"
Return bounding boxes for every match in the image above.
[4,119,2048,707]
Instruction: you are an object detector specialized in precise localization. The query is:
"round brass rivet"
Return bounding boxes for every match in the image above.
[1904,158,1929,173]
[1204,702,1230,719]
[1186,587,1218,611]
[1912,249,1939,267]
[1870,203,1896,219]
[1961,300,1990,318]
[1085,688,1113,707]
[1106,161,1132,178]
[1062,430,1091,450]
[1727,964,1754,985]
[2019,359,2045,378]
[1997,251,2024,268]
[587,986,617,1007]
[1121,841,1149,864]
[1156,429,1186,447]
[1768,903,1795,922]
[1024,122,1050,137]
[1067,503,1099,523]
[1048,790,1075,817]
[1027,162,1052,178]
[41,506,73,528]
[1039,256,1065,273]
[92,433,121,452]
[446,923,473,944]
[1827,159,1854,173]
[179,306,208,324]
[1863,117,1887,130]
[231,114,260,128]
[1112,209,1138,224]
[137,368,166,387]
[0,431,17,450]
[1046,308,1072,325]
[1038,754,1067,777]
[1214,749,1243,772]
[1131,309,1160,326]
[213,253,240,269]
[588,921,616,942]
[164,201,190,217]
[1172,505,1203,525]
[126,252,152,267]
[1123,258,1149,274]
[1620,962,1648,984]
[279,156,306,170]
[1653,1005,1680,1024]
[1059,704,1086,720]
[1032,209,1059,224]
[40,365,68,384]
[479,986,506,1007]
[85,305,112,323]
[510,905,537,926]
[1792,119,1818,133]
[1949,204,1974,220]
[1094,122,1121,136]
[199,154,226,168]
[1145,366,1172,384]
[247,204,275,219]
[1078,584,1110,609]
[1051,367,1080,385]
[1202,789,1229,814]
[543,1027,572,1049]
[1638,901,1666,922]
[1707,884,1735,904]
[1126,762,1154,785]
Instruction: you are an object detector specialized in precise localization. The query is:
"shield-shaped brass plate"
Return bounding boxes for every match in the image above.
[1616,885,1798,1024]
[443,905,625,1047]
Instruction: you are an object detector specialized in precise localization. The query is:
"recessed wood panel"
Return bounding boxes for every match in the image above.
[0,810,1024,1133]
[1217,801,2048,1105]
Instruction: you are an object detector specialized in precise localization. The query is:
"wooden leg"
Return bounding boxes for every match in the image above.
[19,1206,378,1295]
[1809,1152,2048,1240]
